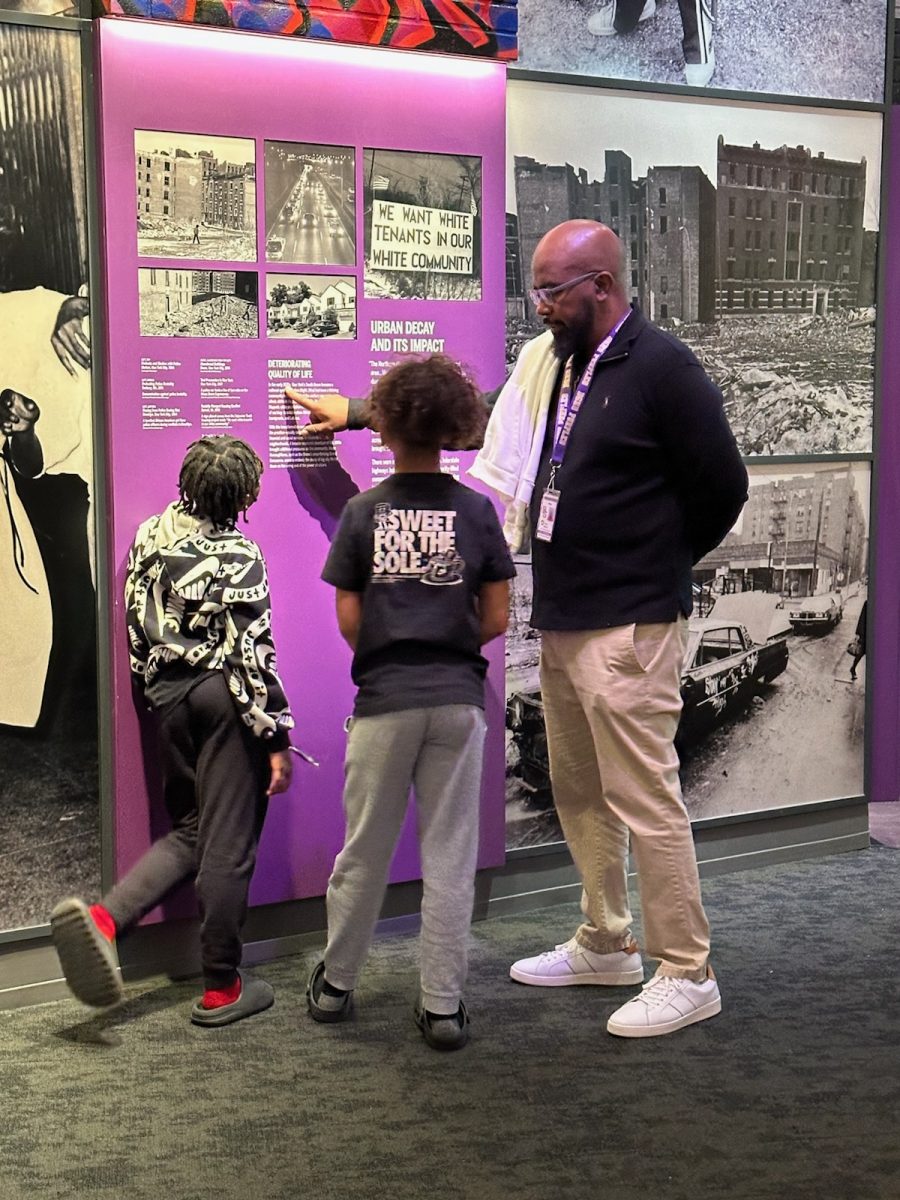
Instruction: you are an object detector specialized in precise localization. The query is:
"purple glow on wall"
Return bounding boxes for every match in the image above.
[96,19,508,914]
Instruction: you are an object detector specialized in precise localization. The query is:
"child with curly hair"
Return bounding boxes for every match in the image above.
[307,355,514,1051]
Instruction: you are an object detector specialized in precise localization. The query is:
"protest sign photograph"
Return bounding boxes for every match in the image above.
[363,148,482,301]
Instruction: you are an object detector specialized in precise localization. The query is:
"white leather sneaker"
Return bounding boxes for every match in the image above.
[510,937,644,987]
[607,969,721,1037]
[587,0,656,37]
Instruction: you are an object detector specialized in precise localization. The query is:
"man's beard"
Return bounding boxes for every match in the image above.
[549,325,577,361]
[546,303,594,363]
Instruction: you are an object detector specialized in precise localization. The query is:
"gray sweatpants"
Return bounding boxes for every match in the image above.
[324,704,486,1016]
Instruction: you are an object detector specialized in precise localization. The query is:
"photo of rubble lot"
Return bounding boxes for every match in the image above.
[504,461,869,849]
[506,80,881,455]
[138,268,259,338]
[135,131,256,261]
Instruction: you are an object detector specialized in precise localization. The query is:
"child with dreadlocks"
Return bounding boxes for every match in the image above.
[307,355,515,1051]
[51,435,294,1027]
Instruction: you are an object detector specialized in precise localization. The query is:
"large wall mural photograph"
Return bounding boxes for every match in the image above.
[503,76,878,849]
[0,22,100,929]
[506,80,882,457]
[516,0,888,103]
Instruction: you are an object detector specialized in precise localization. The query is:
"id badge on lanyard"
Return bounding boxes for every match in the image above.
[535,476,560,542]
[534,311,629,544]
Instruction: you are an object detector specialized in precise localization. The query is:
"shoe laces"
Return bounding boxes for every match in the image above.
[535,939,579,964]
[634,975,681,1009]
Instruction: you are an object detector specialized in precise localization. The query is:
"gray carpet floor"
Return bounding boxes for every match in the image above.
[3,843,900,1200]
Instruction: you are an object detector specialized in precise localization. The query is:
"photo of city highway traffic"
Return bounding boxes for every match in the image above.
[264,141,355,267]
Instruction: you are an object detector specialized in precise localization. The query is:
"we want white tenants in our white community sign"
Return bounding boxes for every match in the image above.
[370,200,475,275]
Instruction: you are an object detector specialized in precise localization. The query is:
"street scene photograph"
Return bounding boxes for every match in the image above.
[264,272,356,340]
[264,141,356,267]
[516,0,888,104]
[506,79,881,455]
[138,268,259,337]
[135,131,256,261]
[504,462,869,849]
[363,148,482,301]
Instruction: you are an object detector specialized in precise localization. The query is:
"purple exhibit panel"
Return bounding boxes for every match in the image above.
[96,19,508,911]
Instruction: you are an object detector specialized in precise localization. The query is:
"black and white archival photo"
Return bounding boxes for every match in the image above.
[0,23,99,930]
[139,269,259,337]
[517,0,888,104]
[264,141,356,267]
[507,80,881,455]
[683,461,869,818]
[265,273,356,340]
[0,0,78,12]
[135,131,257,262]
[505,463,869,849]
[363,148,482,301]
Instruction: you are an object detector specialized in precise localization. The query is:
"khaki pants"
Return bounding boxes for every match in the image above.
[539,620,709,980]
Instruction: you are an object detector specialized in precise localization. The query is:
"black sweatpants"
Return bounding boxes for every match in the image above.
[102,672,271,988]
[614,0,714,65]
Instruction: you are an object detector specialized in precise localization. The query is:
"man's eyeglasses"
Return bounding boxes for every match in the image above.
[528,271,601,308]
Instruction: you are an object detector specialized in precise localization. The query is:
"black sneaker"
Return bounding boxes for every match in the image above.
[307,960,353,1023]
[414,998,470,1051]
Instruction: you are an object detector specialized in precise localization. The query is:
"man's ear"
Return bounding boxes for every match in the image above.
[593,271,613,301]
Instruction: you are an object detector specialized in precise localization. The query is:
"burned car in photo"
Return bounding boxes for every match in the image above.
[786,592,843,635]
[506,608,789,797]
[677,616,788,746]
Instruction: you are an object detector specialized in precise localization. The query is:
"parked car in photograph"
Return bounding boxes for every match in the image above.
[787,592,843,634]
[677,617,789,746]
[266,235,285,260]
[311,309,340,337]
[506,609,790,797]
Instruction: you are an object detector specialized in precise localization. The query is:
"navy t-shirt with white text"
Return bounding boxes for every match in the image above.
[322,473,515,717]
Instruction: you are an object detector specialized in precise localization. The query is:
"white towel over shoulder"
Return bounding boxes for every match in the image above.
[468,331,559,552]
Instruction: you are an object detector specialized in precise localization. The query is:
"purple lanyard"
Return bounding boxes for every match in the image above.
[549,310,631,479]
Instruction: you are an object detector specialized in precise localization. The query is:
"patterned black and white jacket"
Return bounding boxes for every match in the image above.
[124,502,293,744]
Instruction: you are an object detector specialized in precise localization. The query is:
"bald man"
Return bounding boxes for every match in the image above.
[286,220,747,1039]
[469,218,748,1038]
